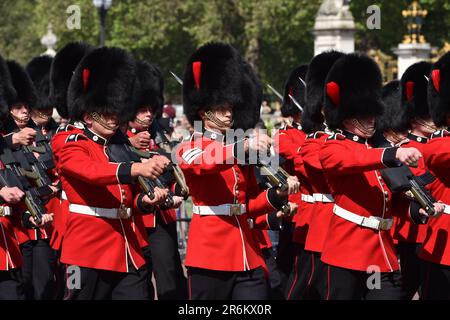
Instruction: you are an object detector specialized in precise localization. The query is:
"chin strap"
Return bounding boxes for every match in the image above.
[134,116,151,127]
[414,119,437,132]
[351,118,375,137]
[205,110,233,129]
[90,112,119,131]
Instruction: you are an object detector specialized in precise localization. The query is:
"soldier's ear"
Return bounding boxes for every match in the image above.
[83,112,93,125]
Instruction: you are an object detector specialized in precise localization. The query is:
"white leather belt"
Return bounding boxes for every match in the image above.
[313,193,334,203]
[0,206,12,217]
[192,204,246,216]
[443,205,450,215]
[301,194,315,203]
[60,191,68,201]
[69,203,131,219]
[333,204,393,231]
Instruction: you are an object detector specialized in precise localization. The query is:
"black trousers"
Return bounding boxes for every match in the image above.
[63,263,150,300]
[0,269,25,300]
[20,239,57,300]
[285,243,314,300]
[397,242,423,299]
[275,222,296,294]
[143,216,187,300]
[261,247,284,300]
[325,264,408,300]
[421,260,450,300]
[187,267,268,300]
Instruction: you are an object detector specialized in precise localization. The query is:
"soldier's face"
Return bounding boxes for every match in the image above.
[10,103,30,126]
[31,108,53,126]
[343,116,376,138]
[131,106,154,131]
[202,104,233,132]
[84,112,119,138]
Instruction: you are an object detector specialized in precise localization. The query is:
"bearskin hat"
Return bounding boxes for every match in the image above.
[50,42,94,119]
[134,61,164,118]
[376,80,408,133]
[67,46,139,123]
[301,51,344,133]
[323,53,384,130]
[0,55,15,122]
[400,61,432,125]
[428,52,450,127]
[26,55,54,110]
[183,42,262,130]
[281,64,308,118]
[6,60,37,109]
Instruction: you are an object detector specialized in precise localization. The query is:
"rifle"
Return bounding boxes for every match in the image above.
[149,119,190,199]
[24,129,55,170]
[107,130,175,208]
[371,132,437,216]
[0,137,47,225]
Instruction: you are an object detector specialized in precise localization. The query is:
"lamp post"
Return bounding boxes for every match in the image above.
[93,0,112,46]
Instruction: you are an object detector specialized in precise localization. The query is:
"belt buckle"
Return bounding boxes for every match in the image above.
[0,206,4,217]
[378,219,389,231]
[118,206,129,219]
[230,204,241,216]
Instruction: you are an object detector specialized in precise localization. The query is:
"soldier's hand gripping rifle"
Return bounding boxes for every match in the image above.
[371,132,437,216]
[149,119,189,199]
[0,137,47,225]
[248,132,292,215]
[106,130,156,201]
[23,129,55,170]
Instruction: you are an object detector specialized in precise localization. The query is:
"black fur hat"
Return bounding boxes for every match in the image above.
[26,55,54,110]
[376,80,408,133]
[135,61,164,118]
[301,51,344,133]
[182,42,262,130]
[281,64,308,118]
[67,46,139,123]
[400,61,432,124]
[6,60,37,109]
[0,54,15,122]
[323,53,384,130]
[428,52,450,127]
[50,42,94,118]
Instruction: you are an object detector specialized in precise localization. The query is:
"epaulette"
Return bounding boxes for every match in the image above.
[56,124,73,133]
[64,133,87,143]
[431,129,450,139]
[327,132,345,141]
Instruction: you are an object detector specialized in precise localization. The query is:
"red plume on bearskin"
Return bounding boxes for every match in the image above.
[326,81,340,106]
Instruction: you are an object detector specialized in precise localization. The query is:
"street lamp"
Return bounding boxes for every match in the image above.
[93,0,112,46]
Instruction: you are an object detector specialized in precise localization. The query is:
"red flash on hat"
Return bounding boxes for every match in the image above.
[82,68,90,91]
[326,81,340,106]
[431,69,440,93]
[192,61,202,90]
[405,81,414,101]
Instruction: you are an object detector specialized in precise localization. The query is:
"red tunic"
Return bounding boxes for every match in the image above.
[319,132,400,272]
[420,130,450,266]
[390,134,428,244]
[176,130,283,271]
[54,128,149,272]
[302,132,335,253]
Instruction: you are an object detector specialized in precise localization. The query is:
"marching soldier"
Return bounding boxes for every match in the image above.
[318,53,440,299]
[419,52,450,299]
[272,65,308,298]
[4,60,57,300]
[385,62,435,299]
[176,42,299,300]
[127,60,187,300]
[286,51,344,300]
[54,47,169,300]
